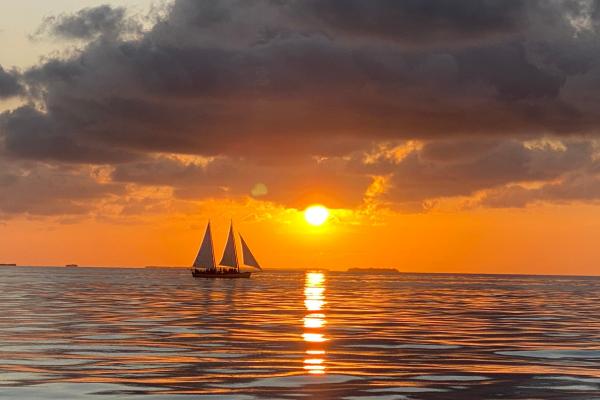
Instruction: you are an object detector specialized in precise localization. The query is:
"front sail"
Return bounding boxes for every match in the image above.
[219,222,239,269]
[194,222,216,270]
[240,234,262,270]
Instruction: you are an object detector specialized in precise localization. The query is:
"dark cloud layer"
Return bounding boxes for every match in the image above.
[0,160,124,217]
[111,155,370,208]
[294,0,531,46]
[2,0,600,216]
[0,66,22,98]
[35,5,135,40]
[359,139,596,207]
[481,171,600,208]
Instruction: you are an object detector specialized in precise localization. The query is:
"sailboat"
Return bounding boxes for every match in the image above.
[191,221,262,279]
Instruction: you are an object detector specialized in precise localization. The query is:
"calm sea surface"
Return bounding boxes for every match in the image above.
[1,267,600,399]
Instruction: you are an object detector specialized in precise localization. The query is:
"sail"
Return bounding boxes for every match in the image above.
[240,234,262,270]
[193,222,216,270]
[219,222,239,268]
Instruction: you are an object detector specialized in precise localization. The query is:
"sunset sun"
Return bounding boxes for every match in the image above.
[304,205,329,226]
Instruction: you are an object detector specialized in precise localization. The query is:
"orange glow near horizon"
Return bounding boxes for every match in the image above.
[1,201,600,275]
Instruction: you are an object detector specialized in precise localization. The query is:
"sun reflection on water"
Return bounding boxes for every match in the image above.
[303,272,327,374]
[2,268,600,398]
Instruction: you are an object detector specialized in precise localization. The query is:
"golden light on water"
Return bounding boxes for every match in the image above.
[304,299,324,311]
[304,205,329,226]
[305,287,324,297]
[303,272,327,374]
[304,358,324,364]
[304,315,325,328]
[306,272,325,285]
[303,333,327,342]
[304,364,325,373]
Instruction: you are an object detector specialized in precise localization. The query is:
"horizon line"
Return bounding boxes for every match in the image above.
[3,265,600,278]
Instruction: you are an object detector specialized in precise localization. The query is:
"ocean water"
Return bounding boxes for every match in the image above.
[1,267,600,399]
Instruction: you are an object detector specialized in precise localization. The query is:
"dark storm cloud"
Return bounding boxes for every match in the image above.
[294,0,531,46]
[2,0,600,215]
[481,171,600,208]
[0,106,138,163]
[112,155,370,208]
[111,156,239,199]
[8,0,600,161]
[0,66,22,98]
[35,5,136,40]
[455,42,565,100]
[0,160,125,217]
[349,138,596,208]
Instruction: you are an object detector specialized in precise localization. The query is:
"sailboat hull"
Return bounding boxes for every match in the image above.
[192,269,251,279]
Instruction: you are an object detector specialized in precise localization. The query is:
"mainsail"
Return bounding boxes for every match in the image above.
[240,234,262,270]
[194,222,216,270]
[219,222,239,269]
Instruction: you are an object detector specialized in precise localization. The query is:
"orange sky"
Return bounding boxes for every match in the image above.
[2,201,599,275]
[2,1,600,276]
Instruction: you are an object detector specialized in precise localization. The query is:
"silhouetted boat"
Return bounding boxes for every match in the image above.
[191,221,262,279]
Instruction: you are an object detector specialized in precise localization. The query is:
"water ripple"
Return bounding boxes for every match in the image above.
[1,267,599,399]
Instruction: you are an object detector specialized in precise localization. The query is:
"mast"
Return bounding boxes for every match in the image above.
[194,221,216,270]
[219,220,239,271]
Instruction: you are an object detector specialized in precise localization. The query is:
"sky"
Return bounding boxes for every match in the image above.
[1,0,600,274]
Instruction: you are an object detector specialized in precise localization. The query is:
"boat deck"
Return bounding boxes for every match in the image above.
[192,269,251,279]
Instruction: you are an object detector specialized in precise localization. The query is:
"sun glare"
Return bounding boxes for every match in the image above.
[304,205,329,226]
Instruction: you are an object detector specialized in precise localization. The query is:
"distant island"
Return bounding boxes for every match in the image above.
[0,263,17,267]
[65,264,78,268]
[346,267,400,274]
[145,266,188,269]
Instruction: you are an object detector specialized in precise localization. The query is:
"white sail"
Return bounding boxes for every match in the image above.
[219,222,239,269]
[240,234,262,270]
[193,221,216,270]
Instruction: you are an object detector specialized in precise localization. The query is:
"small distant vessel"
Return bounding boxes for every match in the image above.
[191,221,262,279]
[65,264,79,268]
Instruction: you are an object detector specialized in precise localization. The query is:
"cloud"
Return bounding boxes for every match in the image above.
[1,106,138,163]
[10,2,598,153]
[0,160,125,217]
[352,138,596,209]
[0,66,23,98]
[35,5,137,40]
[1,0,600,216]
[111,154,371,208]
[481,167,600,208]
[293,0,531,46]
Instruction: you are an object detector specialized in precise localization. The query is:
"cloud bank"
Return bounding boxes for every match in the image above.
[34,5,138,40]
[1,0,600,218]
[0,66,22,98]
